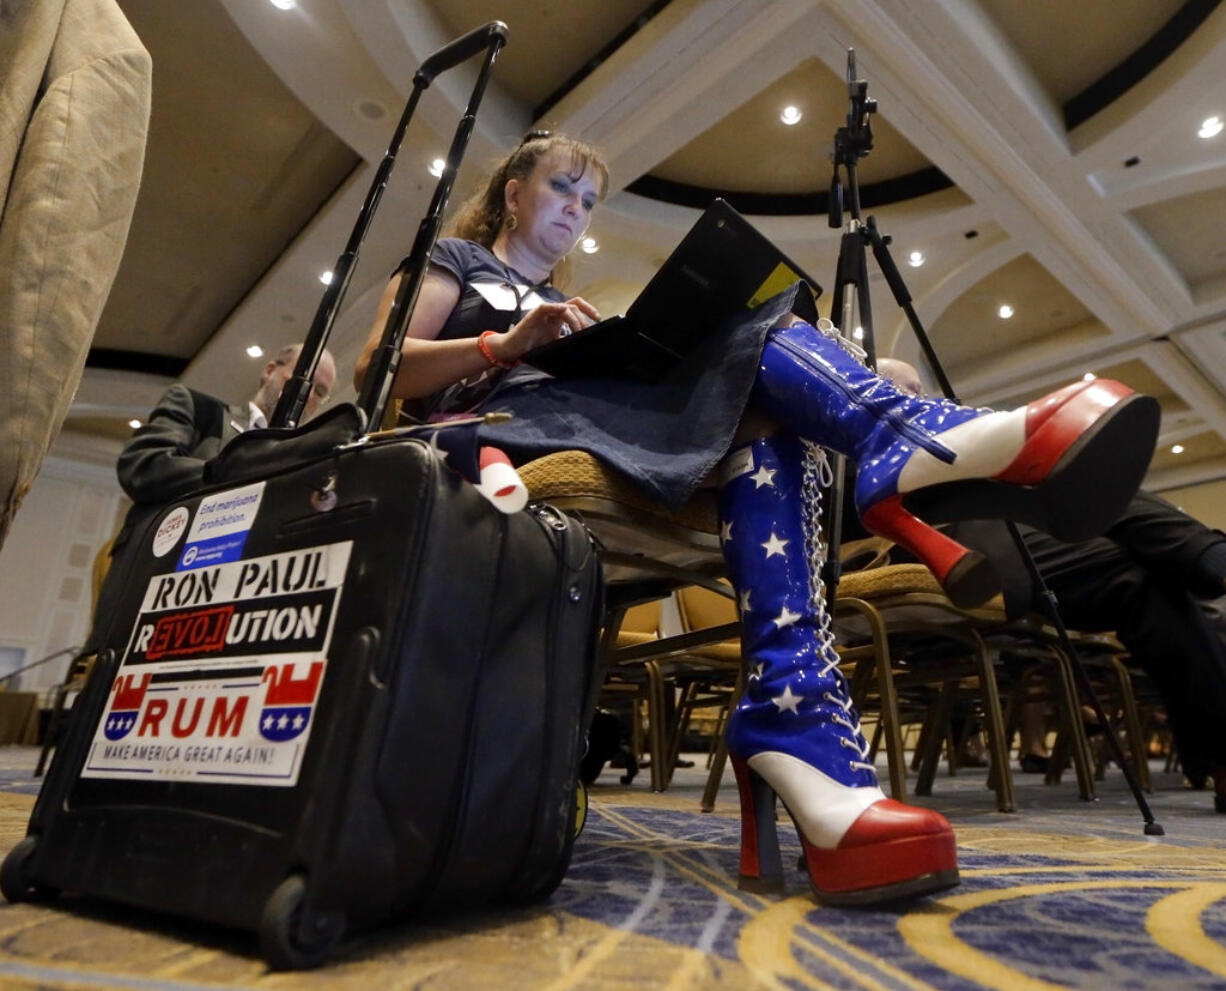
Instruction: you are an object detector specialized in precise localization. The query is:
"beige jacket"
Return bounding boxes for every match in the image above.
[0,0,152,545]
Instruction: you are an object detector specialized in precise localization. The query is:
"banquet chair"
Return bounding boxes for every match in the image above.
[518,450,737,793]
[999,631,1149,793]
[597,598,661,788]
[671,583,745,807]
[832,564,1020,812]
[990,625,1106,801]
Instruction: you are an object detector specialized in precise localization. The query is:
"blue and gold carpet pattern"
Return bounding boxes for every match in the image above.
[0,755,1222,989]
[564,804,1226,990]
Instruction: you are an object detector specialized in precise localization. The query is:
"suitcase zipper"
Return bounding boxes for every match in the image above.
[507,506,582,890]
[410,491,509,904]
[531,502,570,533]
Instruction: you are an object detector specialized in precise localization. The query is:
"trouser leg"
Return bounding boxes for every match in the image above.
[1022,529,1226,775]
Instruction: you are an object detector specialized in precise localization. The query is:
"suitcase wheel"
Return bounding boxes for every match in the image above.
[0,836,58,904]
[259,874,344,971]
[573,778,588,839]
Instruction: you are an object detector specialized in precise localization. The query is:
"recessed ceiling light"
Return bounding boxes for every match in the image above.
[428,158,445,178]
[907,250,925,267]
[246,344,264,358]
[128,419,142,430]
[354,98,387,122]
[319,270,334,285]
[579,237,598,254]
[780,105,802,126]
[1171,443,1185,454]
[1082,372,1096,381]
[998,304,1014,319]
[1198,115,1223,139]
[852,326,864,339]
[268,0,296,9]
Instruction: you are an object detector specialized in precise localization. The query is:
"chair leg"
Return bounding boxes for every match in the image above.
[707,699,726,769]
[644,660,669,792]
[915,681,954,796]
[869,720,884,762]
[700,670,743,813]
[837,598,906,799]
[1110,657,1152,793]
[1050,649,1096,800]
[912,703,939,773]
[665,681,701,786]
[969,632,1016,813]
[989,669,1029,793]
[1094,736,1110,782]
[630,697,646,770]
[945,722,960,777]
[846,648,876,706]
[701,735,728,813]
[873,633,907,801]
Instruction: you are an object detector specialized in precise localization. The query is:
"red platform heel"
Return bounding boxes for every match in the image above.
[732,756,959,905]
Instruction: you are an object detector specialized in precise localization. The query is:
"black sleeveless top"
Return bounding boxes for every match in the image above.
[406,238,566,418]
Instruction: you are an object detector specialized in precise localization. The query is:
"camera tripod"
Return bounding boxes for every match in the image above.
[819,50,1162,834]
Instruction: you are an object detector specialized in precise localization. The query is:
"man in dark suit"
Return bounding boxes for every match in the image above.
[874,357,1226,810]
[116,344,337,512]
[89,344,336,645]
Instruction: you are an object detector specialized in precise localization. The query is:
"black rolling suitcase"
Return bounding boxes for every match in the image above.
[1,24,605,969]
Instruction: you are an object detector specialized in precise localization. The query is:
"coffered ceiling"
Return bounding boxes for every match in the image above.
[61,0,1226,525]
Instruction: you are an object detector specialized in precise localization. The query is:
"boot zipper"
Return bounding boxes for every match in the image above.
[771,335,957,464]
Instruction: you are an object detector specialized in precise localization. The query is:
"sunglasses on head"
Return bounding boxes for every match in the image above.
[518,129,551,147]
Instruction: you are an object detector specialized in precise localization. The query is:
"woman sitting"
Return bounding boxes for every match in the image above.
[355,133,1159,907]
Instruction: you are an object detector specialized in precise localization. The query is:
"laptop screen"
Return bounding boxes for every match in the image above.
[629,199,820,358]
[525,199,822,381]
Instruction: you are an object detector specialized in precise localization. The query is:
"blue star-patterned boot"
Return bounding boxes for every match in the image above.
[752,320,1159,607]
[719,431,959,905]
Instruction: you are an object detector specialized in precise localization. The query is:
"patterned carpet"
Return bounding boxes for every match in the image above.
[0,747,1223,989]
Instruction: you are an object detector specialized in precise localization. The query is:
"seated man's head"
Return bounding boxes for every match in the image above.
[253,344,337,422]
[876,357,925,398]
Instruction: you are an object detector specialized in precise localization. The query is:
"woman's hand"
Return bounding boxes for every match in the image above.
[488,297,600,364]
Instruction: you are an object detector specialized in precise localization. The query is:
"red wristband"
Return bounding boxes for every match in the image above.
[478,331,518,370]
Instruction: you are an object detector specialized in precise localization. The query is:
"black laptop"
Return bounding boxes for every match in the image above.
[524,199,822,382]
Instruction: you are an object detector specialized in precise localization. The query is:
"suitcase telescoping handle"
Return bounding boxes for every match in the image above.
[272,21,510,430]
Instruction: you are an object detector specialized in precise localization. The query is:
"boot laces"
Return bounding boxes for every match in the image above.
[824,691,871,758]
[815,316,868,363]
[803,441,873,771]
[831,712,857,733]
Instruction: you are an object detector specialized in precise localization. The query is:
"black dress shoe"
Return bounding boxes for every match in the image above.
[1019,754,1049,774]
